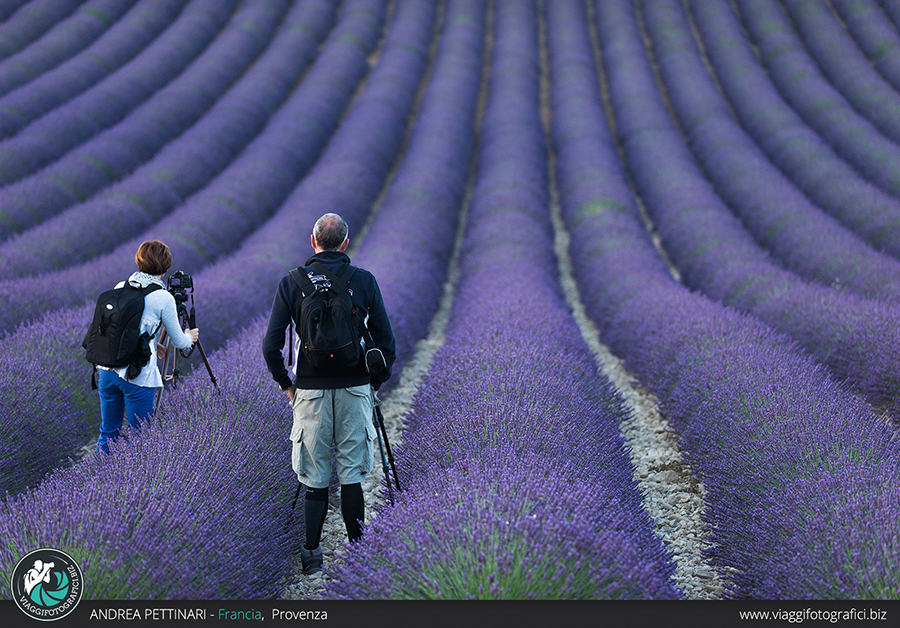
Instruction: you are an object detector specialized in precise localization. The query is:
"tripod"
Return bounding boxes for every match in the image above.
[153,295,217,413]
[373,404,401,505]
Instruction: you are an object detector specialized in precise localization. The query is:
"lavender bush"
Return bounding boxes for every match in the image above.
[0,0,367,333]
[0,0,84,60]
[600,0,900,417]
[0,307,102,496]
[0,0,30,25]
[0,0,436,496]
[688,0,900,260]
[0,0,137,97]
[735,0,900,199]
[0,0,186,110]
[782,0,900,145]
[0,319,301,599]
[640,0,900,303]
[554,0,900,597]
[831,0,900,94]
[0,308,98,496]
[327,0,677,600]
[0,0,234,170]
[0,0,290,244]
[349,0,484,394]
[330,460,676,599]
[877,0,900,29]
[0,0,481,593]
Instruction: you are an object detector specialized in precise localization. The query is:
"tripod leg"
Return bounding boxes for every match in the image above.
[154,336,172,413]
[372,410,393,506]
[171,344,179,389]
[375,406,401,492]
[194,339,218,387]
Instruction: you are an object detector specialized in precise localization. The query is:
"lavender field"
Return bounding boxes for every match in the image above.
[0,0,899,602]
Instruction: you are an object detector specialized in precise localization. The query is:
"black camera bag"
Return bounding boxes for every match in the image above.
[290,262,368,375]
[83,282,162,386]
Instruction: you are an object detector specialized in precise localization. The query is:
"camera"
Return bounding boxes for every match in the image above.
[167,269,192,303]
[165,269,196,358]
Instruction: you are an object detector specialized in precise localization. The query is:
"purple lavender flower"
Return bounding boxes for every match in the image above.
[688,0,900,260]
[553,0,900,598]
[0,0,293,244]
[735,0,900,199]
[328,0,677,600]
[783,0,900,145]
[641,0,900,303]
[831,0,900,95]
[0,0,235,171]
[0,0,84,59]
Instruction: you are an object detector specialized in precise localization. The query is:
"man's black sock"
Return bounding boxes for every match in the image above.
[341,483,364,543]
[304,486,329,550]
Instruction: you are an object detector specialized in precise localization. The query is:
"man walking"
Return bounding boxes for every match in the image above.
[263,213,396,575]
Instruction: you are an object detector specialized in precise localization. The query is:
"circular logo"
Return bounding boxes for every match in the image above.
[10,549,83,621]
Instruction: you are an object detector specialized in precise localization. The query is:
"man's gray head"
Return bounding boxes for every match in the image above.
[313,213,349,251]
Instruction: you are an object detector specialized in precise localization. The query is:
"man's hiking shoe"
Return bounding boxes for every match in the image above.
[300,545,323,575]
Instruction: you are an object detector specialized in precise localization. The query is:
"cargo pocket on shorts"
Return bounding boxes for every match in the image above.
[290,389,324,478]
[345,384,376,475]
[291,432,306,477]
[363,420,377,475]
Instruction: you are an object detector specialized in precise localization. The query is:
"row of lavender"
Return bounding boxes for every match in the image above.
[643,1,900,303]
[0,0,84,60]
[734,0,900,199]
[687,0,900,260]
[0,0,274,253]
[0,0,227,168]
[832,0,900,95]
[0,0,483,598]
[0,0,392,496]
[0,0,344,320]
[783,0,900,146]
[603,0,900,418]
[640,0,900,304]
[327,0,676,600]
[0,0,139,97]
[0,0,440,495]
[552,0,899,598]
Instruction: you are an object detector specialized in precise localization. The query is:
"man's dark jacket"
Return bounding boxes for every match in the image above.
[262,251,396,390]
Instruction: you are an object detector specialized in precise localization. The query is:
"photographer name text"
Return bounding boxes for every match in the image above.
[89,608,328,621]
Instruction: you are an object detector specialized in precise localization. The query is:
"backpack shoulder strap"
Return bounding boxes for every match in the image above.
[289,267,314,297]
[310,262,357,294]
[140,283,164,336]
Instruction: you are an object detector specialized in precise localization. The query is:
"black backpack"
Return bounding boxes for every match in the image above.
[82,281,162,387]
[290,262,363,375]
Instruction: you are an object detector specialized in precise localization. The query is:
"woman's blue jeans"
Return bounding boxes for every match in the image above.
[97,370,157,453]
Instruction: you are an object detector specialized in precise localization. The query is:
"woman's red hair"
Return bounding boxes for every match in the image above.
[135,240,172,275]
